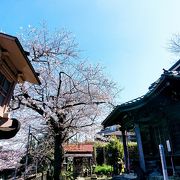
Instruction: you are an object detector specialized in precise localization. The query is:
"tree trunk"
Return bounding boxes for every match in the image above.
[54,134,64,180]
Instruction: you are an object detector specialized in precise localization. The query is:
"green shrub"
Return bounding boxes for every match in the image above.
[62,171,73,180]
[105,136,124,166]
[94,164,112,175]
[128,142,138,160]
[94,142,106,165]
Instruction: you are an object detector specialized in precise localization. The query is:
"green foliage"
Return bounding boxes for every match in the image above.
[95,146,105,165]
[94,164,112,175]
[62,171,73,180]
[94,142,106,165]
[94,141,106,148]
[105,136,123,166]
[94,137,137,174]
[127,142,138,160]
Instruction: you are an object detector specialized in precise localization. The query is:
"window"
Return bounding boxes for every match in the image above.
[0,72,12,106]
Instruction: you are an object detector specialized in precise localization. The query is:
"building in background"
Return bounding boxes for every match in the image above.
[96,125,136,142]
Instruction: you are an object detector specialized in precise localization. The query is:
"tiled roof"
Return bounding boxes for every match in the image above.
[63,143,93,153]
[102,60,180,128]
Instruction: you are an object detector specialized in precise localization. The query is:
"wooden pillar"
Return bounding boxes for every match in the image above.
[122,129,129,172]
[134,123,146,172]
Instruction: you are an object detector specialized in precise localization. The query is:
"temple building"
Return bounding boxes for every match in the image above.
[63,143,94,177]
[0,33,40,139]
[102,60,180,178]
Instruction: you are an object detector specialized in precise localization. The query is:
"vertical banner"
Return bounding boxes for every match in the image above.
[159,144,168,180]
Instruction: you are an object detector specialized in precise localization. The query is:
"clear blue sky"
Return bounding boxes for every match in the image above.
[1,0,180,103]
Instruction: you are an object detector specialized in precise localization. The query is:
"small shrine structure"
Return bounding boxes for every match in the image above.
[63,143,94,177]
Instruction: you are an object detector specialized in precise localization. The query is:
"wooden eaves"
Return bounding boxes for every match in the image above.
[0,33,41,85]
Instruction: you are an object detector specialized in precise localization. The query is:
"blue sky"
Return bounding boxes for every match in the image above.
[1,0,180,103]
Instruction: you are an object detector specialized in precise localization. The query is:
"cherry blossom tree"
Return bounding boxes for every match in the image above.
[169,34,180,54]
[11,23,119,179]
